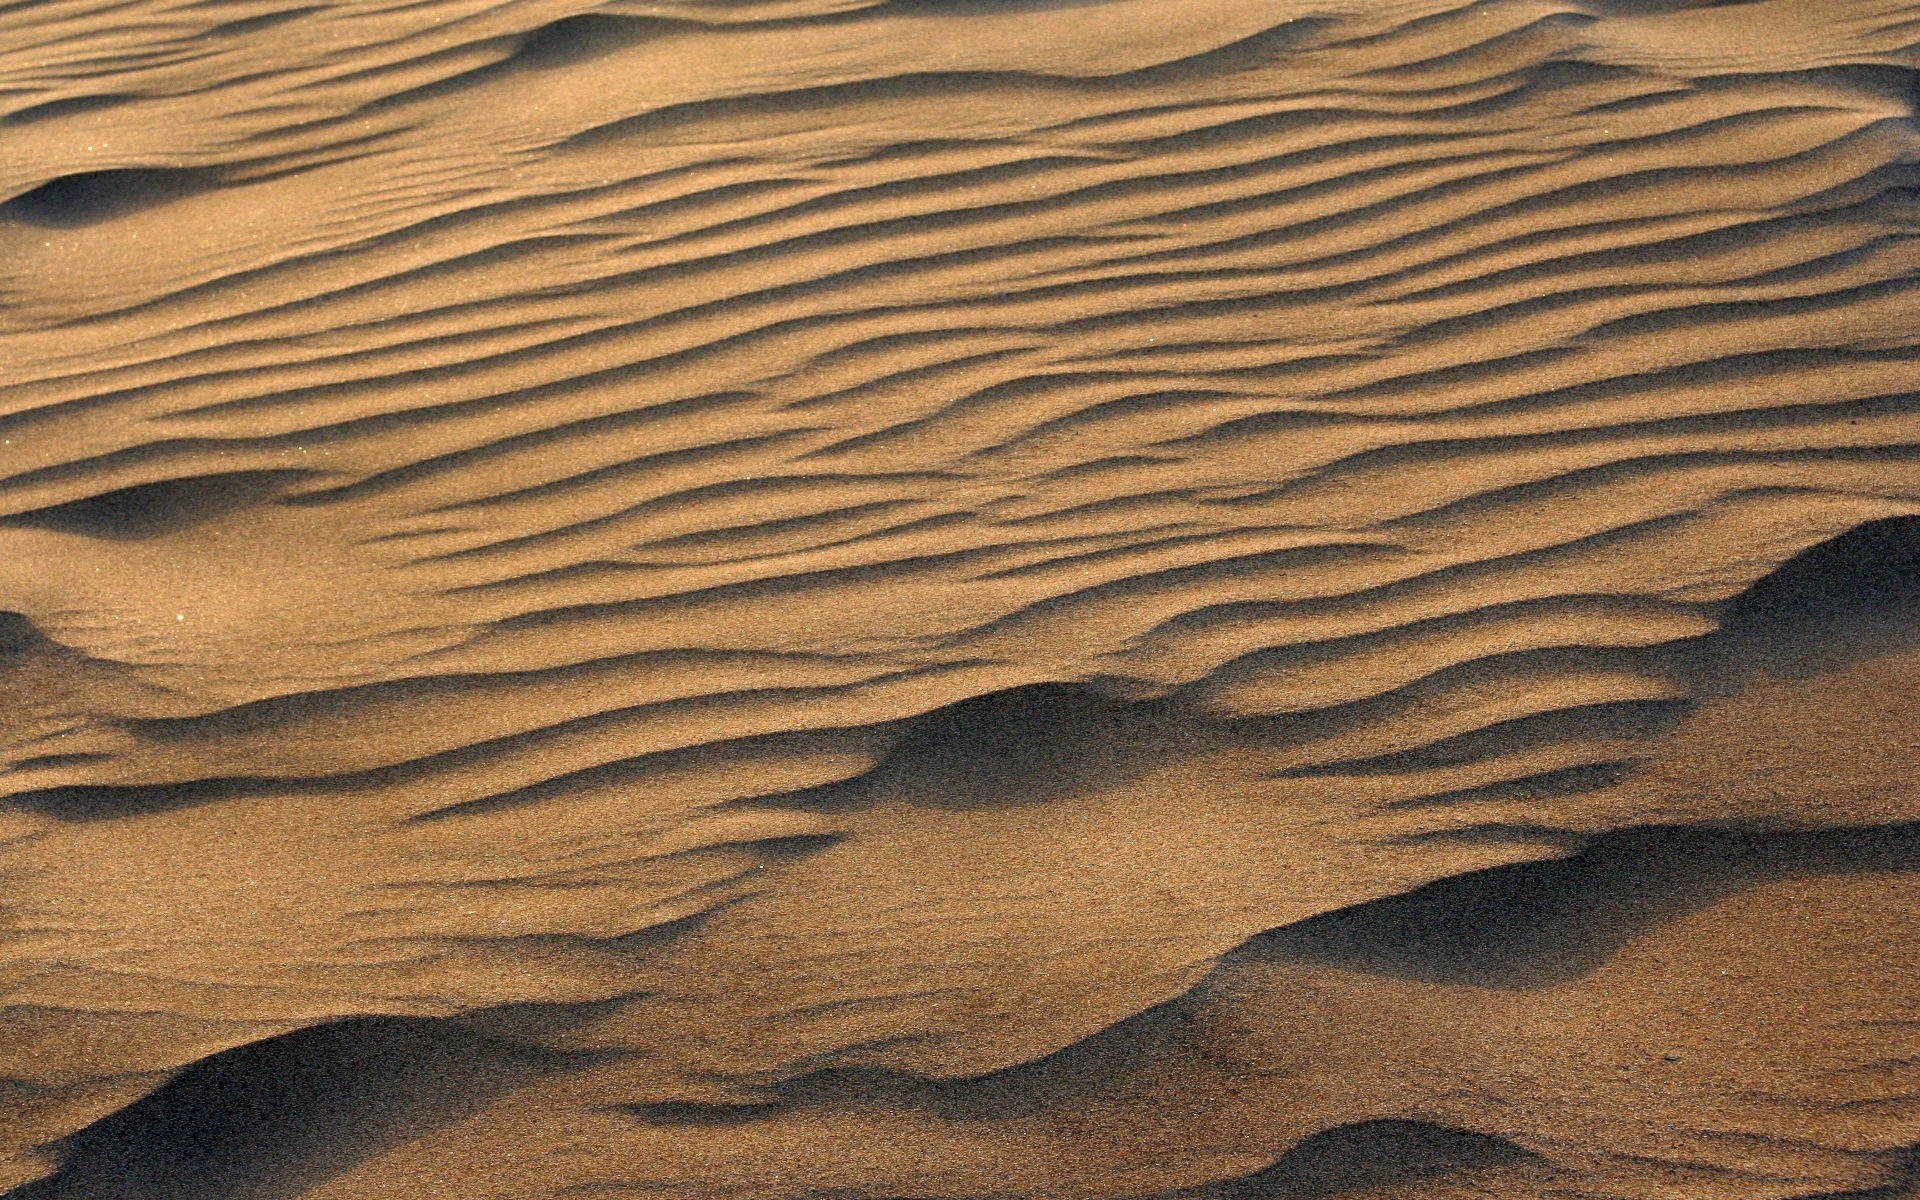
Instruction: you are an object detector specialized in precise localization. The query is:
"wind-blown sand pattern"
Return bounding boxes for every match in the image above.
[1,0,1919,1195]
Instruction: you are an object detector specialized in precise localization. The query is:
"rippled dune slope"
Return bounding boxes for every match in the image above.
[1,0,1918,1195]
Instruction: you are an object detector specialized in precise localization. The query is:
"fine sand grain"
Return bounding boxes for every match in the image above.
[1,0,1918,1195]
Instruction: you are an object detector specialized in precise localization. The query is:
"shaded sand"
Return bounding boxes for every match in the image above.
[1,0,1918,1195]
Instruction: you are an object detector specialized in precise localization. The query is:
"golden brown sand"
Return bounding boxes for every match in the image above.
[0,0,1918,1195]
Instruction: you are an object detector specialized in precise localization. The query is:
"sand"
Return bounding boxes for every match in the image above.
[0,0,1917,1195]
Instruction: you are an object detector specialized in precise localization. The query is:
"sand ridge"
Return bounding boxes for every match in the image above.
[1,0,1918,1194]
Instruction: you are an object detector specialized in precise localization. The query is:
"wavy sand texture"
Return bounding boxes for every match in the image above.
[1,0,1918,1195]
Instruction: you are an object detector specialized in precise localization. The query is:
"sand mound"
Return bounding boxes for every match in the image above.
[1,0,1917,1194]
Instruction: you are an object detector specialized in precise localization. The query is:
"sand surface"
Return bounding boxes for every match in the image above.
[1,0,1918,1195]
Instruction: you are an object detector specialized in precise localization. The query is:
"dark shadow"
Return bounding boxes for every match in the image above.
[4,778,269,822]
[0,168,224,229]
[0,94,132,126]
[10,1016,564,1200]
[1691,514,1920,687]
[1722,514,1920,634]
[513,13,675,69]
[0,610,45,658]
[1240,823,1920,989]
[1172,1119,1544,1198]
[745,678,1254,817]
[849,683,1192,811]
[0,471,312,540]
[1808,1147,1920,1199]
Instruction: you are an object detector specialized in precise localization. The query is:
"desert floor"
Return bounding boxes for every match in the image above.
[1,0,1919,1196]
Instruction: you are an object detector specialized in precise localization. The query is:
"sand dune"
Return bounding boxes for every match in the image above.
[1,0,1918,1194]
